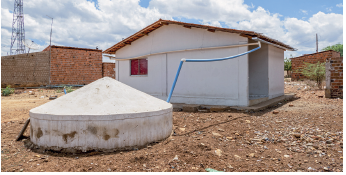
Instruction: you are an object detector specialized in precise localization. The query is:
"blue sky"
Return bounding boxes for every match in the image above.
[1,0,343,58]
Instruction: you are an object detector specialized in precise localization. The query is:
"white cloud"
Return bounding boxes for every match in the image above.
[1,0,343,59]
[336,3,343,7]
[148,0,343,57]
[326,7,332,12]
[300,9,308,15]
[1,0,172,56]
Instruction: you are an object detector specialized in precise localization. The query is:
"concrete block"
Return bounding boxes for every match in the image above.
[183,104,200,112]
[325,89,331,98]
[202,105,229,112]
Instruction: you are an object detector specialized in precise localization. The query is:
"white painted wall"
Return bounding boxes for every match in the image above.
[268,45,285,99]
[118,54,164,96]
[116,24,251,106]
[249,42,269,97]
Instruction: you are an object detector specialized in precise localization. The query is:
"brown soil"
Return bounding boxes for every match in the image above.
[1,83,343,172]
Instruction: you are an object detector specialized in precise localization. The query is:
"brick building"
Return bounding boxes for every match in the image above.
[325,57,343,98]
[290,50,340,80]
[1,45,115,88]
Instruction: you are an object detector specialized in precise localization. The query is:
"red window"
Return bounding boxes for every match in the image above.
[131,59,148,75]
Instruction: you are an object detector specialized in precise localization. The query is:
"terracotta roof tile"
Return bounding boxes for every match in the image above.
[103,19,295,54]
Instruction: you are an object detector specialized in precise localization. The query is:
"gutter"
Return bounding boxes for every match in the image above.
[103,54,116,59]
[251,37,297,51]
[109,43,260,61]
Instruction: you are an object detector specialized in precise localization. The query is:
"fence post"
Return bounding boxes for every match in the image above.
[325,58,331,98]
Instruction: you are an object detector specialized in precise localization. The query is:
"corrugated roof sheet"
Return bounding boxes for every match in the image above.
[103,19,295,54]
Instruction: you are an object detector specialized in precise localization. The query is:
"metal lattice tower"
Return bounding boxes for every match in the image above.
[10,0,26,55]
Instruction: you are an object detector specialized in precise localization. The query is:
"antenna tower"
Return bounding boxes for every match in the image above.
[10,0,26,55]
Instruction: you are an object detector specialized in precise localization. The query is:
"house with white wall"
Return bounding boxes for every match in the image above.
[103,19,295,107]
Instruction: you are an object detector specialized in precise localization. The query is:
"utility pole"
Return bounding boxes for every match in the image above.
[46,15,53,86]
[316,33,318,53]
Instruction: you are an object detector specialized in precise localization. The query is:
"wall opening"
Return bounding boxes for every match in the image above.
[248,40,269,104]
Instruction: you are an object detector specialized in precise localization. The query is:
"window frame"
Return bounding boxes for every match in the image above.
[130,58,148,76]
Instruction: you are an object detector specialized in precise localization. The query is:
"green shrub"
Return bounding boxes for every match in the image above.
[1,86,15,96]
[295,61,325,89]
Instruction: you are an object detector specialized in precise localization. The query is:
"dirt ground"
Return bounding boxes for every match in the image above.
[1,82,343,172]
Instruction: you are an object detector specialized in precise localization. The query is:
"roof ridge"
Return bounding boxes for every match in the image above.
[103,20,295,54]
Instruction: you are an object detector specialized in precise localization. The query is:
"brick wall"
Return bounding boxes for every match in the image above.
[325,57,343,98]
[49,46,103,85]
[1,46,110,87]
[291,50,340,80]
[1,51,50,88]
[102,63,115,79]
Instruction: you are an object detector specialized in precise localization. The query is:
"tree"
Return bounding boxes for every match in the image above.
[322,44,343,56]
[297,61,325,89]
[284,58,292,76]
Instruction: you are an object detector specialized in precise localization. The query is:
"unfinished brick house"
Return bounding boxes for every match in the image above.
[290,50,340,80]
[1,45,115,88]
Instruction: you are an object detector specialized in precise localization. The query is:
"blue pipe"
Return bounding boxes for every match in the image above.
[166,61,184,103]
[166,42,261,103]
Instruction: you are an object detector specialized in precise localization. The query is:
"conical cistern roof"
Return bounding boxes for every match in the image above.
[30,77,172,116]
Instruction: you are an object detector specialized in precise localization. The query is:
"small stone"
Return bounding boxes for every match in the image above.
[218,129,225,132]
[273,111,279,114]
[19,169,23,172]
[226,137,233,140]
[292,133,301,138]
[49,96,57,100]
[35,155,40,158]
[249,153,255,158]
[323,167,329,171]
[215,149,222,157]
[304,160,308,163]
[235,133,240,136]
[284,155,290,158]
[289,104,294,107]
[245,120,251,123]
[173,155,178,161]
[326,140,332,144]
[179,128,185,131]
[228,164,233,169]
[234,155,241,159]
[212,132,222,137]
